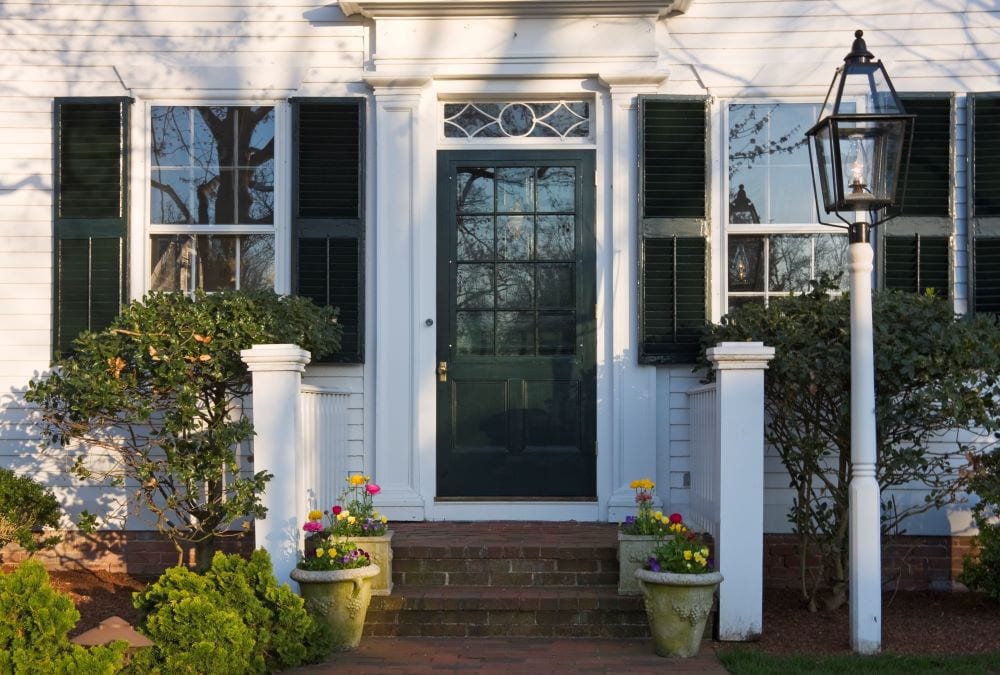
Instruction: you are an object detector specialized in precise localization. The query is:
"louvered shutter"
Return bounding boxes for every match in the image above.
[292,99,365,362]
[971,93,1000,314]
[883,235,950,296]
[638,96,709,364]
[53,98,130,357]
[897,97,951,218]
[878,95,953,296]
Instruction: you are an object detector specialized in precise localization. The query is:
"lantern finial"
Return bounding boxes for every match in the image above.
[846,29,874,63]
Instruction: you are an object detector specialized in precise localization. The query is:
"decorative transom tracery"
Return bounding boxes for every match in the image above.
[444,102,590,139]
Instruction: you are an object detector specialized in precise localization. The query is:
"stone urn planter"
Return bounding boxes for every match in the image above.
[358,531,394,595]
[305,531,394,595]
[617,533,660,595]
[635,568,723,658]
[291,564,380,651]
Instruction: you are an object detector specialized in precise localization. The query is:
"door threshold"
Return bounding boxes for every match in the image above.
[428,500,602,522]
[435,496,598,502]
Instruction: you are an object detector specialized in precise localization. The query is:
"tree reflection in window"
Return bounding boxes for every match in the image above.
[726,102,849,309]
[150,106,275,292]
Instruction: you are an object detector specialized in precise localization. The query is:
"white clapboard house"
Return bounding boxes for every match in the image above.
[2,0,998,622]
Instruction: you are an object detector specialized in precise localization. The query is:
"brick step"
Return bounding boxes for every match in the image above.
[391,551,619,588]
[365,585,649,638]
[389,521,623,588]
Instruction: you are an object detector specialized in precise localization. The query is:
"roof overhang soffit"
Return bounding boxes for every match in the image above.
[338,0,694,19]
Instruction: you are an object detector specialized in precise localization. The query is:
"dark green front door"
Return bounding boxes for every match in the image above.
[436,150,596,498]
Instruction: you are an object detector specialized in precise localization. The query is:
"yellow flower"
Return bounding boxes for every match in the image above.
[373,511,380,519]
[381,516,388,524]
[629,478,654,490]
[349,474,366,486]
[348,516,357,525]
[316,548,325,557]
[329,548,337,557]
[653,511,663,520]
[701,548,709,557]
[307,510,323,521]
[684,550,693,560]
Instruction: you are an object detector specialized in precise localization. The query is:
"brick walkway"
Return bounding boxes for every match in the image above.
[291,637,728,674]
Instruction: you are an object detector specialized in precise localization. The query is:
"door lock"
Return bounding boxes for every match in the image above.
[437,361,448,382]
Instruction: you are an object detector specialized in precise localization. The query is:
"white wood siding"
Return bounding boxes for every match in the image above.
[656,0,999,536]
[0,1,997,534]
[0,1,366,530]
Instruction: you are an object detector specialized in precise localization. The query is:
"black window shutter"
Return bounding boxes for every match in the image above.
[971,93,1000,314]
[53,98,130,357]
[638,96,708,365]
[879,95,953,297]
[292,99,365,362]
[972,94,1000,219]
[897,97,951,217]
[883,235,950,296]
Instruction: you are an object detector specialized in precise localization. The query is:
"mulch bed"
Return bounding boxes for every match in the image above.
[44,571,1000,654]
[750,587,1000,655]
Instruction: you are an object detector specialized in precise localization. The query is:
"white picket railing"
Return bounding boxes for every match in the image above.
[299,384,352,514]
[688,382,720,546]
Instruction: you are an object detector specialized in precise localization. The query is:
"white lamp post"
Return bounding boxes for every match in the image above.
[805,30,914,655]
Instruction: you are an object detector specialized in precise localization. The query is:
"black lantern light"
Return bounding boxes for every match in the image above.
[804,30,917,655]
[806,30,915,230]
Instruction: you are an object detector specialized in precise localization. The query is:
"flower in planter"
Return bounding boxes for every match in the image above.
[620,478,672,536]
[297,538,372,571]
[644,514,713,574]
[311,473,389,539]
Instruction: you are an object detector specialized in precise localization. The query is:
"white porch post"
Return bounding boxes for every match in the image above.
[847,224,881,654]
[241,344,311,589]
[707,341,775,641]
[600,74,667,522]
[367,77,430,520]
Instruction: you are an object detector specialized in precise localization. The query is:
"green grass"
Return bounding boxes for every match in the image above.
[718,649,1000,674]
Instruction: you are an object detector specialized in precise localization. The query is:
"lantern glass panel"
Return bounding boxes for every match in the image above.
[810,121,838,211]
[832,118,907,210]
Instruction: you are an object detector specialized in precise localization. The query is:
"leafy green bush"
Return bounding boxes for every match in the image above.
[26,290,342,568]
[702,284,1000,610]
[0,467,62,553]
[133,549,332,673]
[960,444,1000,601]
[0,560,127,673]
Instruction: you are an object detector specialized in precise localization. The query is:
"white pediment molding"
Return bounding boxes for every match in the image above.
[339,0,693,19]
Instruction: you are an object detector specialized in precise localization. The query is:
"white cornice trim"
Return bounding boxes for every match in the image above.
[339,0,693,19]
[598,72,669,89]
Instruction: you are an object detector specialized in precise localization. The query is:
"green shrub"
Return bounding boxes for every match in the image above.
[134,549,332,673]
[0,467,62,553]
[26,290,342,569]
[702,284,1000,610]
[960,445,1000,601]
[0,560,127,673]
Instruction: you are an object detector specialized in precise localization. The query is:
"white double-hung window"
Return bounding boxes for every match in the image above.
[725,102,849,310]
[149,105,277,292]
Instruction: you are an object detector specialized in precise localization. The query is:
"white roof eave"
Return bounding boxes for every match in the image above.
[339,0,693,20]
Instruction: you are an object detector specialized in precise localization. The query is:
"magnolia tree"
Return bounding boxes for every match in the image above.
[701,281,1000,610]
[26,291,341,568]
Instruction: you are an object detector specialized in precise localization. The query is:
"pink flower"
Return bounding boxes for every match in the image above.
[332,505,342,515]
[669,513,683,524]
[366,483,381,496]
[303,521,323,533]
[635,492,652,503]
